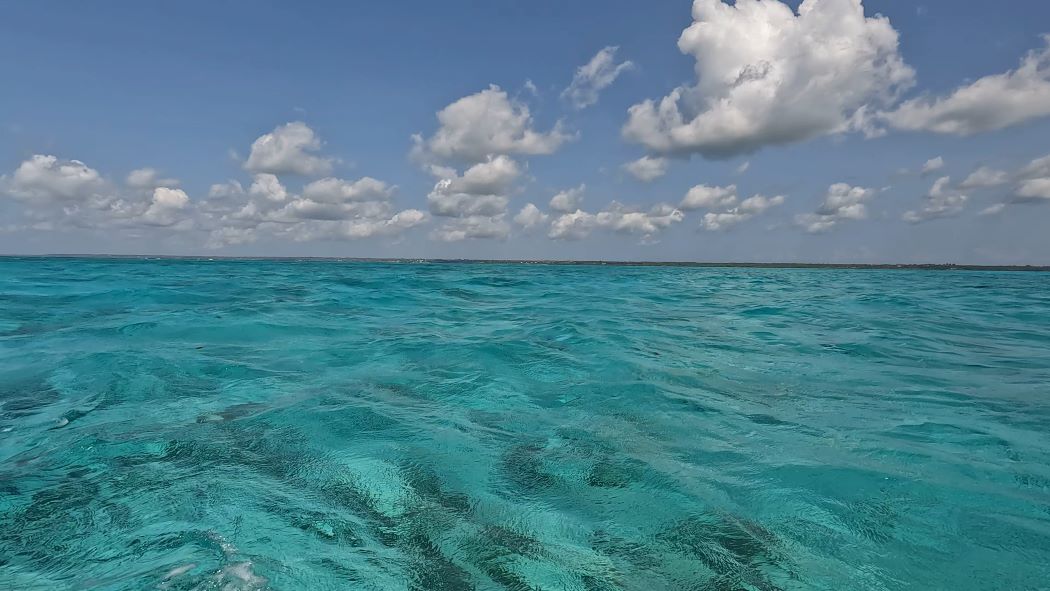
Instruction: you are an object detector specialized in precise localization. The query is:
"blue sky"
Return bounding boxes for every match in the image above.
[2,0,1050,263]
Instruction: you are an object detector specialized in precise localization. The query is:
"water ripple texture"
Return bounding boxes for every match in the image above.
[2,258,1049,590]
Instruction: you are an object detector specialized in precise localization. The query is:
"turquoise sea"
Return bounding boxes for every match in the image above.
[1,258,1049,591]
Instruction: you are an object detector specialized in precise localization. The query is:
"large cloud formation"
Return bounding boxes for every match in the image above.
[1,154,194,231]
[201,169,424,247]
[195,121,427,246]
[622,0,913,159]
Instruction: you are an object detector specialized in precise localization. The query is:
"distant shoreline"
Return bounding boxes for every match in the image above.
[2,254,1049,271]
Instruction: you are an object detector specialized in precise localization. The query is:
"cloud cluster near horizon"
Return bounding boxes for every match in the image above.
[3,0,1050,252]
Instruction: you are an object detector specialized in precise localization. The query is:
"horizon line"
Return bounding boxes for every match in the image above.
[1,254,1049,271]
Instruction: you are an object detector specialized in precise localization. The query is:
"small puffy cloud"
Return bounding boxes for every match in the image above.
[735,161,750,175]
[1016,178,1050,202]
[6,154,104,201]
[1019,154,1050,179]
[549,184,585,213]
[596,202,684,239]
[680,183,737,211]
[206,226,257,249]
[208,180,245,199]
[428,189,507,218]
[547,201,684,241]
[920,156,944,175]
[903,176,968,223]
[623,0,913,159]
[1011,153,1050,204]
[248,173,288,203]
[431,215,511,242]
[425,156,522,219]
[795,183,875,233]
[302,176,394,203]
[413,85,572,163]
[140,187,190,226]
[344,209,427,239]
[548,210,597,241]
[513,203,549,229]
[244,122,334,176]
[208,205,426,246]
[444,155,521,195]
[951,153,1050,213]
[623,156,669,182]
[126,167,179,190]
[959,166,1009,190]
[884,37,1050,135]
[700,194,785,231]
[275,198,394,223]
[562,46,634,110]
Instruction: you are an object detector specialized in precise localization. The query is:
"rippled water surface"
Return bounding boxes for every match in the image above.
[2,258,1049,590]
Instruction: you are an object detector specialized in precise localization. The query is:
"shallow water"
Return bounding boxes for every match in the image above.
[1,258,1049,590]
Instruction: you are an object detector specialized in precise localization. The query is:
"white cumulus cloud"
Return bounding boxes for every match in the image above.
[680,184,737,211]
[244,122,334,176]
[6,154,104,201]
[623,156,669,182]
[413,85,572,163]
[431,216,511,242]
[547,201,684,242]
[302,177,394,203]
[549,185,585,213]
[514,203,549,230]
[959,166,1009,190]
[425,156,522,219]
[1016,178,1050,202]
[201,164,421,247]
[1019,154,1050,179]
[1,154,200,232]
[795,183,875,233]
[622,0,913,159]
[248,174,288,203]
[126,168,180,190]
[701,194,786,231]
[884,37,1050,135]
[548,210,597,241]
[140,187,190,226]
[903,176,968,223]
[596,202,684,239]
[921,156,944,175]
